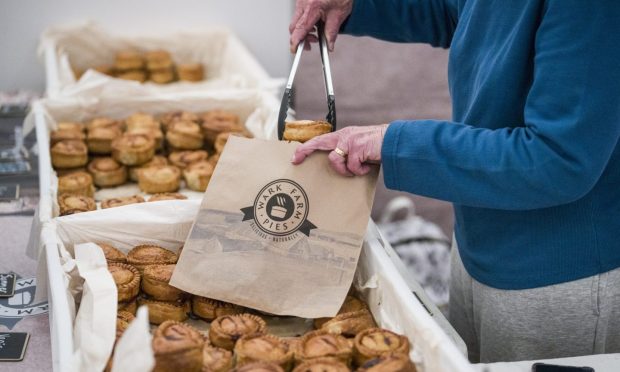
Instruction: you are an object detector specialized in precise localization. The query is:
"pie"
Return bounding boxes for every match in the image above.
[283,120,332,143]
[87,157,127,187]
[118,297,138,315]
[208,153,221,167]
[151,69,175,84]
[58,194,96,216]
[202,343,233,372]
[152,320,204,372]
[87,117,122,133]
[126,126,164,150]
[142,264,186,301]
[87,126,123,154]
[149,193,188,202]
[138,298,189,324]
[51,140,88,168]
[292,358,350,372]
[232,362,284,372]
[117,70,147,82]
[129,155,168,182]
[235,334,293,370]
[166,120,204,150]
[138,165,181,193]
[57,171,94,197]
[57,121,84,133]
[320,309,376,338]
[192,297,244,321]
[177,63,204,82]
[115,50,145,71]
[356,353,416,372]
[97,243,126,263]
[201,110,243,146]
[352,328,410,366]
[111,133,156,166]
[93,64,114,76]
[168,150,209,169]
[183,161,214,192]
[145,50,173,70]
[208,313,267,351]
[108,263,141,302]
[101,195,145,209]
[314,295,367,329]
[50,129,85,145]
[125,112,160,131]
[295,330,352,366]
[159,111,200,132]
[116,310,135,341]
[127,244,178,274]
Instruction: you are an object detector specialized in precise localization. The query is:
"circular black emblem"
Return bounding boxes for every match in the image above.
[253,179,309,236]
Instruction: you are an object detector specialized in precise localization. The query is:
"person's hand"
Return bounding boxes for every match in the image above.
[289,0,353,52]
[291,124,389,176]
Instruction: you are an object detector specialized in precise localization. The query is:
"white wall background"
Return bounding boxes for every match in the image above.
[0,0,294,92]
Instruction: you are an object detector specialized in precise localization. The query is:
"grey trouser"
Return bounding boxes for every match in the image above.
[449,246,620,363]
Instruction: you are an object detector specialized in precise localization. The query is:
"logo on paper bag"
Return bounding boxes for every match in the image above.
[241,179,316,239]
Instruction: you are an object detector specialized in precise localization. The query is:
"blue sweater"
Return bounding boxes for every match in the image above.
[342,0,620,289]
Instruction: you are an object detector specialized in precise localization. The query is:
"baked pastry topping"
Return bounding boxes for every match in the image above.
[292,358,350,372]
[353,328,410,366]
[127,245,178,274]
[87,117,122,132]
[357,353,416,372]
[87,126,123,154]
[87,157,127,187]
[159,111,200,132]
[149,193,188,202]
[183,160,214,192]
[142,264,186,301]
[166,120,204,150]
[97,243,126,263]
[320,309,376,338]
[146,50,173,70]
[208,153,221,167]
[192,297,245,321]
[93,64,114,75]
[283,120,332,143]
[152,321,204,372]
[116,70,148,82]
[58,194,96,216]
[201,110,243,145]
[314,295,367,329]
[101,195,145,209]
[118,297,138,315]
[151,69,175,84]
[235,334,293,370]
[51,140,88,168]
[116,310,136,341]
[202,343,233,372]
[58,171,94,197]
[115,50,145,71]
[295,330,352,366]
[168,150,209,169]
[51,129,85,145]
[209,314,267,351]
[108,263,141,302]
[177,63,204,82]
[138,165,181,194]
[129,155,168,182]
[138,298,190,325]
[112,133,156,166]
[125,112,160,130]
[232,362,285,372]
[57,121,84,133]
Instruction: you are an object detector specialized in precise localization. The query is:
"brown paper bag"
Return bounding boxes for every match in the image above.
[170,136,378,318]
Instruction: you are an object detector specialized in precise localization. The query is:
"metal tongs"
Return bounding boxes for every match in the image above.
[277,23,336,140]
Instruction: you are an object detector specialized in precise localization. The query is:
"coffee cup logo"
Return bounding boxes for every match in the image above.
[241,179,316,238]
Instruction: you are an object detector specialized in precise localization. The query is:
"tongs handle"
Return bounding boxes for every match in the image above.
[277,23,337,140]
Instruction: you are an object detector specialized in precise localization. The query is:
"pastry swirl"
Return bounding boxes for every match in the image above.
[353,328,410,366]
[321,309,376,338]
[202,343,233,372]
[88,157,127,187]
[138,165,181,193]
[152,320,204,372]
[159,111,200,132]
[111,133,156,166]
[108,263,141,302]
[192,297,245,321]
[295,330,352,366]
[101,195,145,209]
[51,140,88,168]
[127,244,178,274]
[235,334,293,370]
[129,155,168,182]
[168,150,209,169]
[209,313,267,351]
[166,120,204,150]
[126,126,164,149]
[87,117,122,133]
[142,264,186,301]
[87,126,122,154]
[57,171,94,197]
[201,110,242,145]
[58,194,96,216]
[183,160,214,192]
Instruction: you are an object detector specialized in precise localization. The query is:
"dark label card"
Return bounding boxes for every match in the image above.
[0,274,15,298]
[0,184,19,199]
[0,332,29,361]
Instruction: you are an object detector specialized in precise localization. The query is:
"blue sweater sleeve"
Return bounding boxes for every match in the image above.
[382,1,620,210]
[340,0,459,47]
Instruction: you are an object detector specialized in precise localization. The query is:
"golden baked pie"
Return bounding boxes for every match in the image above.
[138,165,181,193]
[87,157,127,187]
[357,353,416,372]
[115,50,144,71]
[50,129,85,145]
[57,121,84,133]
[118,297,138,315]
[159,111,200,132]
[87,126,123,154]
[183,160,214,192]
[232,362,285,372]
[57,171,94,197]
[314,295,367,329]
[93,64,114,76]
[208,153,221,168]
[87,117,122,133]
[201,110,243,146]
[142,264,186,301]
[51,140,88,168]
[166,120,204,150]
[116,310,135,341]
[108,263,141,302]
[138,298,189,324]
[55,167,88,177]
[177,63,204,82]
[235,334,293,370]
[126,126,164,150]
[353,328,410,366]
[125,112,160,131]
[112,133,156,166]
[283,120,332,143]
[292,358,350,372]
[151,69,175,84]
[146,50,173,70]
[202,343,233,372]
[152,320,204,372]
[116,70,147,82]
[295,330,352,366]
[321,309,376,338]
[209,314,267,351]
[97,243,126,264]
[101,195,145,209]
[127,244,178,274]
[192,297,245,321]
[168,150,209,169]
[149,192,188,202]
[58,194,96,216]
[129,155,168,182]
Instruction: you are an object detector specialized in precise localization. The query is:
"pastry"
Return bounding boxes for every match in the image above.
[58,194,96,216]
[138,298,189,324]
[232,362,284,372]
[149,192,188,202]
[192,297,244,321]
[50,129,85,145]
[151,69,175,84]
[235,334,293,371]
[108,263,141,302]
[145,50,173,70]
[152,320,204,372]
[292,358,350,372]
[283,120,332,143]
[116,310,135,341]
[321,309,376,338]
[51,140,88,168]
[57,121,84,133]
[55,167,87,177]
[201,110,243,146]
[202,343,233,372]
[183,161,214,192]
[138,165,181,193]
[116,70,147,82]
[101,195,145,209]
[93,64,114,76]
[129,155,168,182]
[112,133,156,166]
[295,330,352,366]
[127,244,178,274]
[115,50,144,71]
[166,120,204,150]
[87,157,127,187]
[314,295,367,329]
[125,112,160,131]
[57,171,94,197]
[168,150,209,169]
[87,126,122,154]
[118,297,138,315]
[208,153,221,167]
[159,111,200,132]
[177,63,204,82]
[142,264,186,301]
[126,126,164,150]
[87,117,122,132]
[352,328,410,366]
[209,314,267,351]
[357,353,416,372]
[97,243,126,264]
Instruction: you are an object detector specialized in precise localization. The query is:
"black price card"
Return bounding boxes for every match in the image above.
[0,332,29,362]
[0,274,15,298]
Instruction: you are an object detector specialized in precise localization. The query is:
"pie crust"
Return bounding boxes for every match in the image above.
[142,264,186,301]
[208,153,221,168]
[116,310,135,341]
[295,330,352,366]
[168,150,209,169]
[88,157,127,187]
[97,243,126,264]
[232,362,285,372]
[145,50,173,70]
[138,165,181,193]
[111,133,156,166]
[125,112,160,130]
[101,195,145,209]
[283,120,332,143]
[235,334,293,370]
[51,140,88,168]
[117,70,147,82]
[314,295,367,329]
[183,160,214,192]
[58,194,96,216]
[152,320,204,372]
[353,328,410,366]
[87,117,122,133]
[166,120,204,150]
[177,63,204,82]
[58,171,94,197]
[321,309,376,338]
[118,297,138,315]
[129,155,168,182]
[192,297,244,321]
[149,193,188,202]
[127,244,178,274]
[57,121,84,133]
[115,51,145,71]
[209,314,267,351]
[159,111,200,132]
[151,69,175,84]
[202,343,233,372]
[292,358,350,372]
[87,126,123,154]
[108,263,141,302]
[138,297,190,324]
[201,110,242,146]
[356,353,416,372]
[51,129,85,145]
[126,126,164,150]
